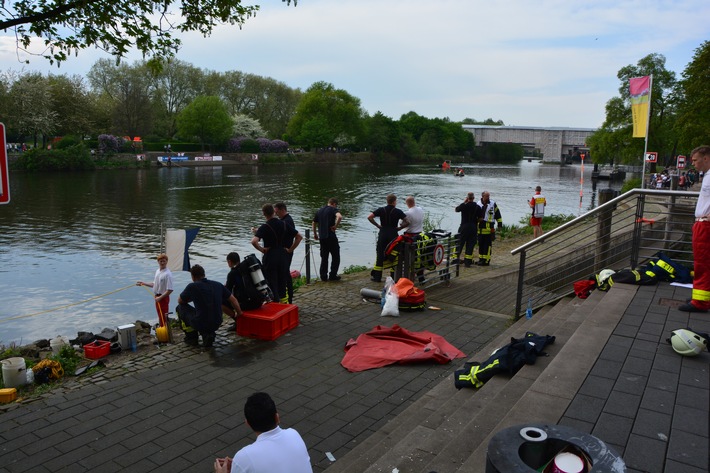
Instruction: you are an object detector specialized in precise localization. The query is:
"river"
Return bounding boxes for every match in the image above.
[0,160,628,344]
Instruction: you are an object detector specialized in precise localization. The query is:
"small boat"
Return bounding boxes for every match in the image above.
[454,168,465,177]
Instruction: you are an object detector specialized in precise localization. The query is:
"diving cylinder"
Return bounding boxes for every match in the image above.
[244,253,274,302]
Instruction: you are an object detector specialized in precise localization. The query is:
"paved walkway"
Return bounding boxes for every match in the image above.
[0,263,510,473]
[1,251,708,472]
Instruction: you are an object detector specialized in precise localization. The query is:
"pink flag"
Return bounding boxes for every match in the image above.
[629,76,651,138]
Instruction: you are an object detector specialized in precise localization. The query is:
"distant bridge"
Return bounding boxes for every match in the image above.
[462,125,596,164]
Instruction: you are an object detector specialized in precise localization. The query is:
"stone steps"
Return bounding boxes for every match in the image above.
[325,290,607,473]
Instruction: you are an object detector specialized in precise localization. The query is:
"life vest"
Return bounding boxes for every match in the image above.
[478,200,500,233]
[531,194,546,218]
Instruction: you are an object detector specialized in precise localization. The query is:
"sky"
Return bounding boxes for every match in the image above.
[1,0,709,129]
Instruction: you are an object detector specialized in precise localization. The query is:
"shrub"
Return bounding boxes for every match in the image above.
[55,135,82,149]
[12,144,95,171]
[621,177,642,193]
[98,134,125,154]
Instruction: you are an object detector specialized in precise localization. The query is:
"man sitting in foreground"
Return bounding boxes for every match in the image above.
[214,392,312,473]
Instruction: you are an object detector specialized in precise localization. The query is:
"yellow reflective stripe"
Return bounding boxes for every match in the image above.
[692,288,710,302]
[656,259,674,273]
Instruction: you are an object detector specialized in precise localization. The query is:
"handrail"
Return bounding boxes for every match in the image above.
[509,187,698,319]
[511,188,699,255]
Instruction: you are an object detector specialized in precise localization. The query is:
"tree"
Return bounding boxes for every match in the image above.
[46,74,96,138]
[151,59,203,139]
[177,95,232,150]
[6,72,58,147]
[0,1,297,66]
[232,114,265,138]
[363,112,401,153]
[674,41,710,151]
[588,53,677,165]
[286,81,364,148]
[87,59,154,139]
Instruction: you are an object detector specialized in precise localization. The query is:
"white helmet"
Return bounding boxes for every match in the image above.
[597,269,615,284]
[668,328,708,356]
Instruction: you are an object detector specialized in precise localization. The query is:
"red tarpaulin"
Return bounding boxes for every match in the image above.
[341,324,466,372]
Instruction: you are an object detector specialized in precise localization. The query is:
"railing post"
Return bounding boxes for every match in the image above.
[515,249,526,318]
[595,189,614,269]
[631,193,645,269]
[305,229,311,284]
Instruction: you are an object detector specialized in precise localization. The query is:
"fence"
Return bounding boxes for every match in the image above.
[303,229,461,288]
[511,188,698,319]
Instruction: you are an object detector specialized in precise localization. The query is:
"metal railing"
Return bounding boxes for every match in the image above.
[393,230,460,289]
[302,229,460,288]
[511,188,698,319]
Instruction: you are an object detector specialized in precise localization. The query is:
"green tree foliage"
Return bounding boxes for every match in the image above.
[87,59,154,139]
[47,74,97,138]
[13,144,94,171]
[0,1,297,66]
[461,117,505,125]
[286,81,364,148]
[4,72,58,147]
[364,112,401,153]
[151,59,203,139]
[177,96,233,150]
[200,70,301,139]
[588,53,678,166]
[398,112,474,156]
[674,41,710,151]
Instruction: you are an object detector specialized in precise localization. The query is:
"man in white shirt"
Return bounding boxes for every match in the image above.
[402,195,424,236]
[214,392,312,473]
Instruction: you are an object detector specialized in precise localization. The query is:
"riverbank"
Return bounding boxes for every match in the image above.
[0,229,537,402]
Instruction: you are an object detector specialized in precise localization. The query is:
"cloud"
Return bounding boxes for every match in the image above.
[1,0,708,128]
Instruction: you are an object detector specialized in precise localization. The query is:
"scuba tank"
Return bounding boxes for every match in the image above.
[243,253,274,302]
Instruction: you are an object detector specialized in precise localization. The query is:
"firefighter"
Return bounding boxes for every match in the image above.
[680,145,710,312]
[368,193,408,282]
[477,191,502,266]
[454,192,482,267]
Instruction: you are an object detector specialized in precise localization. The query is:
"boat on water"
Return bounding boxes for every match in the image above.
[454,168,465,177]
[592,165,626,181]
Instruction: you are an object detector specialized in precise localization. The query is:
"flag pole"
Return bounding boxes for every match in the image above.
[641,74,653,189]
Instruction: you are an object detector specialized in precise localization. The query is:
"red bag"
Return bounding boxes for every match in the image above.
[573,279,596,299]
[394,278,426,310]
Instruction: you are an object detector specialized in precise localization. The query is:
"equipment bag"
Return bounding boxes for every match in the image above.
[394,277,426,311]
[454,332,555,389]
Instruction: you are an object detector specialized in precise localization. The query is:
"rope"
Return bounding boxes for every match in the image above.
[0,284,136,324]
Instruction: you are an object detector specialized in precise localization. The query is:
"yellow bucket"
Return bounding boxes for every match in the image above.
[156,325,170,343]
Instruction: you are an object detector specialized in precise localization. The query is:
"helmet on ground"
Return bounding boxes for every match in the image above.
[596,269,615,285]
[668,328,708,356]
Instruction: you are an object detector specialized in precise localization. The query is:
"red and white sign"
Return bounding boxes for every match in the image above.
[677,155,686,169]
[433,244,445,266]
[645,152,658,163]
[0,123,9,205]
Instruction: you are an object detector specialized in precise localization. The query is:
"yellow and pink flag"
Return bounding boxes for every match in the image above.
[629,76,651,138]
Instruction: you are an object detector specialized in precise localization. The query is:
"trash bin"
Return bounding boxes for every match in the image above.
[117,324,137,352]
[486,423,625,472]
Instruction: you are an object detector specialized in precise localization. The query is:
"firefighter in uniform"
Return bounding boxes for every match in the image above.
[454,192,482,267]
[368,193,408,282]
[680,145,710,313]
[477,191,502,266]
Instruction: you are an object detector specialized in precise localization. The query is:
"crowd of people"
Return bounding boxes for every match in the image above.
[135,188,556,350]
